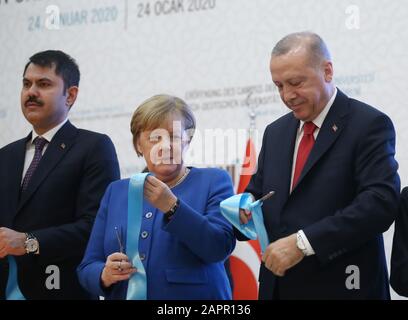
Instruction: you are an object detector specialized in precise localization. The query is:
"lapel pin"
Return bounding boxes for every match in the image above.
[332,124,338,132]
[60,143,66,149]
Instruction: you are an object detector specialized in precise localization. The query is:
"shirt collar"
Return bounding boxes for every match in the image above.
[31,118,68,144]
[299,87,337,131]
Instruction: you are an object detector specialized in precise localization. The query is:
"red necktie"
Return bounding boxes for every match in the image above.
[292,122,317,190]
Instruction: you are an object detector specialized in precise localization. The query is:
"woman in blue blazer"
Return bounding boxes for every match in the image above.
[77,95,235,299]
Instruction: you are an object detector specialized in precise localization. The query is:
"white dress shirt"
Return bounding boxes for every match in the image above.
[291,88,337,256]
[21,118,68,183]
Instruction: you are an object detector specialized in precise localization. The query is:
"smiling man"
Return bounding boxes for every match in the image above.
[237,32,400,299]
[0,50,120,299]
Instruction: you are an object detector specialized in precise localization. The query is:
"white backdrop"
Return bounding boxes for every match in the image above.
[1,0,407,299]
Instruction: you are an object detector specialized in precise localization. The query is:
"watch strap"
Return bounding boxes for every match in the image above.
[165,199,180,219]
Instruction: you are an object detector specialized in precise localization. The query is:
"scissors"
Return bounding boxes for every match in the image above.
[114,226,124,253]
[258,191,275,202]
[249,191,275,209]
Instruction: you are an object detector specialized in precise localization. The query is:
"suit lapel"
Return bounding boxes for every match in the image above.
[4,134,31,226]
[17,121,78,213]
[276,116,299,203]
[291,89,351,192]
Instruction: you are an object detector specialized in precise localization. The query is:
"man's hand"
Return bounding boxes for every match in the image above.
[262,233,304,277]
[239,208,252,224]
[144,175,177,213]
[0,227,27,258]
[239,194,255,224]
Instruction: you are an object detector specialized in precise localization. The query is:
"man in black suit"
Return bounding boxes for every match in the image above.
[391,187,408,297]
[0,50,120,299]
[239,32,400,299]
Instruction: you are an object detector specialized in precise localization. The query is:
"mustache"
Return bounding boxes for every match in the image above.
[287,100,305,107]
[25,96,44,106]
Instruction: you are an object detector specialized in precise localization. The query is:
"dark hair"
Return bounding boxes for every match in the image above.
[23,50,80,91]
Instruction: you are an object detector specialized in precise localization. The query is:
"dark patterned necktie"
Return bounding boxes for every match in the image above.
[21,137,48,192]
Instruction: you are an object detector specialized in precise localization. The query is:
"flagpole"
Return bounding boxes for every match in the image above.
[246,92,258,140]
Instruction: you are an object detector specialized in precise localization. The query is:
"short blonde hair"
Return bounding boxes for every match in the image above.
[130,94,196,156]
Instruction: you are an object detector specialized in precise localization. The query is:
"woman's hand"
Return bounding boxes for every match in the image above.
[144,175,177,213]
[101,252,137,288]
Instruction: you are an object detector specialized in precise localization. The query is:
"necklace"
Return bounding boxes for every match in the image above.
[168,167,190,189]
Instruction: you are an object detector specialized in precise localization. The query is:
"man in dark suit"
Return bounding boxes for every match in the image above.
[0,50,120,299]
[239,32,400,299]
[390,187,408,297]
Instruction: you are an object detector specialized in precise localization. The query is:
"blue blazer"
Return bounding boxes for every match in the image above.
[77,167,235,300]
[243,89,400,299]
[0,121,120,299]
[390,187,408,297]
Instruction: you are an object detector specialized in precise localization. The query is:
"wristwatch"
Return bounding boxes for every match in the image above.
[296,231,308,256]
[165,199,180,219]
[24,233,39,254]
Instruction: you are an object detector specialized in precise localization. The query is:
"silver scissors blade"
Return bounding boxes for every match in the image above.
[259,191,275,202]
[114,226,124,253]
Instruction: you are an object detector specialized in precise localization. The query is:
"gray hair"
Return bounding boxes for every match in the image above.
[271,31,331,65]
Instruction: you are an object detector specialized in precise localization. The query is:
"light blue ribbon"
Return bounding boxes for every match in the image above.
[220,193,269,252]
[126,173,150,300]
[6,256,25,300]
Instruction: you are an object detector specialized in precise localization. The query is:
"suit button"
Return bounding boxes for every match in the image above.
[141,231,149,239]
[145,212,153,219]
[140,253,146,261]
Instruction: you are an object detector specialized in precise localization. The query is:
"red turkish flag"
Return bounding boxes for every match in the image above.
[230,138,261,300]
